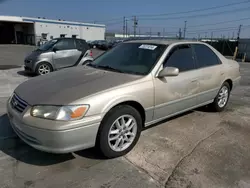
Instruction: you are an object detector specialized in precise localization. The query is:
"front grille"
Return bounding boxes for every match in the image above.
[10,94,28,113]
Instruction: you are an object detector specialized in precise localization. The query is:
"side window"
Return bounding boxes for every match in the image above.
[164,44,195,72]
[193,44,221,68]
[54,39,75,51]
[75,39,89,52]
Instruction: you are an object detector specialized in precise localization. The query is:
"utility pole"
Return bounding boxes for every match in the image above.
[237,24,242,40]
[178,28,182,39]
[123,16,125,38]
[149,27,152,38]
[211,32,213,45]
[133,16,138,37]
[183,21,187,39]
[163,28,165,39]
[232,32,235,39]
[125,19,128,38]
[198,33,200,40]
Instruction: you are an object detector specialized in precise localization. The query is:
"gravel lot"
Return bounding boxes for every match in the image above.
[0,45,250,188]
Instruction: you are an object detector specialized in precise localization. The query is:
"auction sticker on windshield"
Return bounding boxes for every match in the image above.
[139,44,157,50]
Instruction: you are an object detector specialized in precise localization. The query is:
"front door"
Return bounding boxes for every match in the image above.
[153,44,199,120]
[53,38,81,69]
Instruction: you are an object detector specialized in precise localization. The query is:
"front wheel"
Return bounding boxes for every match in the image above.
[35,62,52,76]
[98,105,142,158]
[209,82,230,112]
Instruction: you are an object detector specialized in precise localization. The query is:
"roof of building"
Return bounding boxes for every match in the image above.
[0,15,105,28]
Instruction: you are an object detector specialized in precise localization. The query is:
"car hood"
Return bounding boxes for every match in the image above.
[25,50,44,60]
[15,66,142,105]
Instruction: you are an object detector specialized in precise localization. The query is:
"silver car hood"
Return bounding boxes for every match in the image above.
[25,50,44,60]
[15,66,142,105]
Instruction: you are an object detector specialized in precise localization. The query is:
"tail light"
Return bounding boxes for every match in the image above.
[89,50,93,57]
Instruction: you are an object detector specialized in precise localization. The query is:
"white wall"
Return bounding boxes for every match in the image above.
[34,22,105,41]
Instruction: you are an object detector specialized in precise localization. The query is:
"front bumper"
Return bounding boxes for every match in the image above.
[24,60,35,73]
[7,100,100,154]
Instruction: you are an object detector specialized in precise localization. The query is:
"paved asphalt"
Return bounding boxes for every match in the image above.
[1,45,250,188]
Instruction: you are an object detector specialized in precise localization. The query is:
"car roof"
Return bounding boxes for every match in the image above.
[53,38,85,41]
[124,39,206,45]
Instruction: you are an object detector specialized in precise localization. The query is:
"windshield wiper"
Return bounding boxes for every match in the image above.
[89,64,124,73]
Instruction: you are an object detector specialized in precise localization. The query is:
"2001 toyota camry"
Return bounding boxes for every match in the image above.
[7,40,241,158]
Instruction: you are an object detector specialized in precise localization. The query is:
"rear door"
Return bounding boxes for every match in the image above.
[52,38,80,69]
[192,44,225,104]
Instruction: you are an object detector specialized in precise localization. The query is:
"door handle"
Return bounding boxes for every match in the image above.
[191,79,198,82]
[220,72,225,75]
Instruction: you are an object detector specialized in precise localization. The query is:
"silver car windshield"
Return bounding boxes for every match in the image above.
[38,39,58,51]
[90,43,167,75]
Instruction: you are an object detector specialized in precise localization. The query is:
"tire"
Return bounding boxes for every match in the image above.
[97,105,142,158]
[209,82,231,112]
[35,62,53,76]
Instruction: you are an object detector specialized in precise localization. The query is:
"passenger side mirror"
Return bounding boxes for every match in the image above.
[158,67,179,77]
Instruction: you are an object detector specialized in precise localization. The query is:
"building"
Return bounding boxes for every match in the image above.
[0,15,105,45]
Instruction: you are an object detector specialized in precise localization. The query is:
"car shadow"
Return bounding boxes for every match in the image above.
[17,70,36,78]
[0,114,105,166]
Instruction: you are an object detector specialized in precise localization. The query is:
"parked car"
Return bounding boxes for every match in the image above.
[88,40,98,48]
[24,38,93,75]
[8,40,240,158]
[96,40,109,50]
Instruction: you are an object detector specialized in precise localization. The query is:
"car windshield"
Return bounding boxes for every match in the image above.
[89,42,167,75]
[38,39,57,51]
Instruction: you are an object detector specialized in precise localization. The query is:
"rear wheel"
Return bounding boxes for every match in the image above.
[35,62,52,76]
[209,82,230,112]
[97,105,142,158]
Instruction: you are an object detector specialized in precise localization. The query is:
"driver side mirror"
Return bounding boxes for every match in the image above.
[158,67,179,77]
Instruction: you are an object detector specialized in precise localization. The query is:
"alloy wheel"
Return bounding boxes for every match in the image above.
[38,64,51,75]
[217,86,229,108]
[108,115,137,152]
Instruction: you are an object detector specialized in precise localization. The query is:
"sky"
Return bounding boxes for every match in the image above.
[0,0,250,38]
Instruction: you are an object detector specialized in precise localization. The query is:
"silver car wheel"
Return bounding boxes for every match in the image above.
[218,86,229,108]
[38,64,51,75]
[108,115,137,152]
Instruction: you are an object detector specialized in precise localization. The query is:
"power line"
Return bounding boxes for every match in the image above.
[188,17,250,28]
[135,0,250,17]
[92,0,250,23]
[138,6,250,21]
[138,17,250,30]
[187,25,250,34]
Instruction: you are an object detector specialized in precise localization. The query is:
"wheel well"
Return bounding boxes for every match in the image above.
[113,101,146,125]
[224,79,233,90]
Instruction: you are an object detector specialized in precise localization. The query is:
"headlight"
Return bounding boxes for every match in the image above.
[30,105,89,121]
